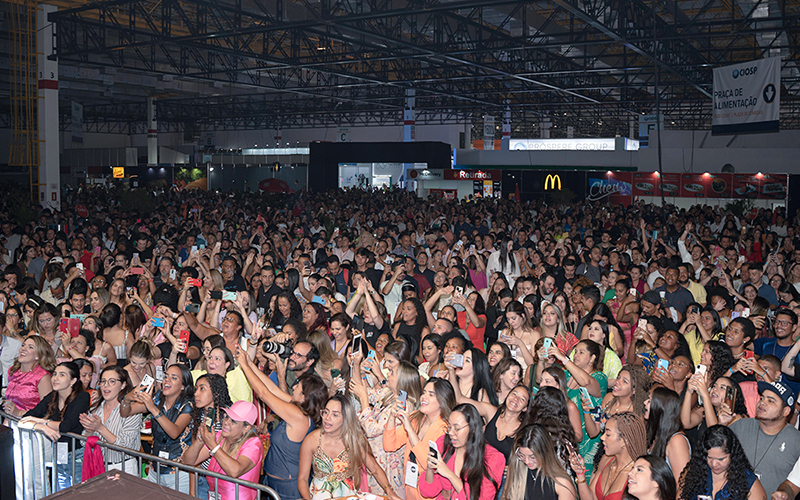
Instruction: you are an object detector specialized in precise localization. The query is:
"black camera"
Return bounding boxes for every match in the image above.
[262,340,293,359]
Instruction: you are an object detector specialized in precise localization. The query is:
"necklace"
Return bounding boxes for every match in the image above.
[753,425,783,470]
[602,457,634,499]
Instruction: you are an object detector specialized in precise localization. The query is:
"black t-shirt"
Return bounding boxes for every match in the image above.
[157,331,203,367]
[25,390,91,450]
[363,321,391,348]
[257,283,282,310]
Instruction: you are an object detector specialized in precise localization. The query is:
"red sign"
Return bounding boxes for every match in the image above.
[732,174,761,199]
[660,173,681,197]
[444,169,501,180]
[76,205,89,218]
[632,172,659,196]
[679,174,709,198]
[706,174,732,198]
[758,173,787,199]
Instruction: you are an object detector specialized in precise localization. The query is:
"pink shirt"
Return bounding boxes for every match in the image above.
[419,436,505,500]
[5,365,49,412]
[207,432,263,500]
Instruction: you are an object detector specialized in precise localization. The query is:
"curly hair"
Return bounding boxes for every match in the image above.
[611,365,650,415]
[190,373,232,439]
[270,291,303,327]
[706,341,735,385]
[394,297,428,338]
[525,386,578,447]
[713,377,749,417]
[679,425,753,500]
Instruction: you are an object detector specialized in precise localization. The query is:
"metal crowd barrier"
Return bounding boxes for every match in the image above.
[0,410,281,500]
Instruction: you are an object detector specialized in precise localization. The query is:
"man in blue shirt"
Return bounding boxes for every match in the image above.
[653,265,695,320]
[740,261,779,307]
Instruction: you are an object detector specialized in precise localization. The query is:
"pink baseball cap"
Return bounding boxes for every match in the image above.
[223,401,258,426]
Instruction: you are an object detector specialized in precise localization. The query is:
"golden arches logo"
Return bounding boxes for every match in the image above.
[544,174,561,190]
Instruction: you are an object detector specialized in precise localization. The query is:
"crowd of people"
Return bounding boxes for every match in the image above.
[1,184,800,500]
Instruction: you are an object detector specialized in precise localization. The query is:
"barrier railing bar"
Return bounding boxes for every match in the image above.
[1,410,280,500]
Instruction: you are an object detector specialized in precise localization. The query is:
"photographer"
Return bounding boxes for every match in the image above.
[271,340,319,393]
[239,346,329,500]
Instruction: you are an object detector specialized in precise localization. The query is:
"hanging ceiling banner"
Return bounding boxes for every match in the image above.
[712,56,780,135]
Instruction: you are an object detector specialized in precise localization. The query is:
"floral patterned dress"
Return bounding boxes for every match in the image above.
[310,433,357,500]
[359,387,405,497]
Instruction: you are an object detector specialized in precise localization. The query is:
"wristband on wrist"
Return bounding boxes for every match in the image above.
[152,411,164,420]
[209,444,221,456]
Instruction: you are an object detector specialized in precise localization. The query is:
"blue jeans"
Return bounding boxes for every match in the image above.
[56,447,84,490]
[197,473,210,500]
[264,474,302,500]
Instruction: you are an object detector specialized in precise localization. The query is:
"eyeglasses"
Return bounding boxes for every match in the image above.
[98,378,120,386]
[445,423,469,434]
[775,320,793,326]
[516,451,538,464]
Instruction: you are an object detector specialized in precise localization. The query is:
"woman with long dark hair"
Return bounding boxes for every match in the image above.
[678,425,764,500]
[645,387,690,483]
[486,237,521,288]
[501,424,577,500]
[269,291,303,329]
[121,363,194,493]
[624,455,676,500]
[20,361,90,491]
[392,297,429,358]
[182,373,232,499]
[79,365,140,474]
[679,306,724,366]
[421,403,506,500]
[524,386,579,470]
[498,301,539,371]
[444,347,499,405]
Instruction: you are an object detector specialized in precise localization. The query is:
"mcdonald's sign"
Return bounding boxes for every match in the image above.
[544,174,562,190]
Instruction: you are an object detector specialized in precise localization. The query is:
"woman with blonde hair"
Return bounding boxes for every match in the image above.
[306,329,343,387]
[298,395,402,500]
[351,361,422,495]
[2,335,56,416]
[502,424,577,500]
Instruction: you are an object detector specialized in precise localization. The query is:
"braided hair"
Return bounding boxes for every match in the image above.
[610,412,648,461]
[189,373,232,439]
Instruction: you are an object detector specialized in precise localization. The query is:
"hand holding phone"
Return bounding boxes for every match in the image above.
[140,374,155,392]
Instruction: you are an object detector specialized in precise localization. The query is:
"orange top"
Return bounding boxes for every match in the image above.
[383,415,448,500]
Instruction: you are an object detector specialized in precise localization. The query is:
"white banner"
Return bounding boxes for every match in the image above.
[510,138,616,151]
[712,56,780,134]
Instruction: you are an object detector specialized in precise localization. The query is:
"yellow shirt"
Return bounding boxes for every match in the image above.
[191,366,253,403]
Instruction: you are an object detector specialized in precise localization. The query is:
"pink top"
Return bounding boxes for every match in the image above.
[207,431,263,500]
[419,436,505,500]
[5,365,49,412]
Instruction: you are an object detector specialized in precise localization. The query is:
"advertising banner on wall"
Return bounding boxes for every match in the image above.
[590,172,783,203]
[712,56,780,135]
[587,172,632,204]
